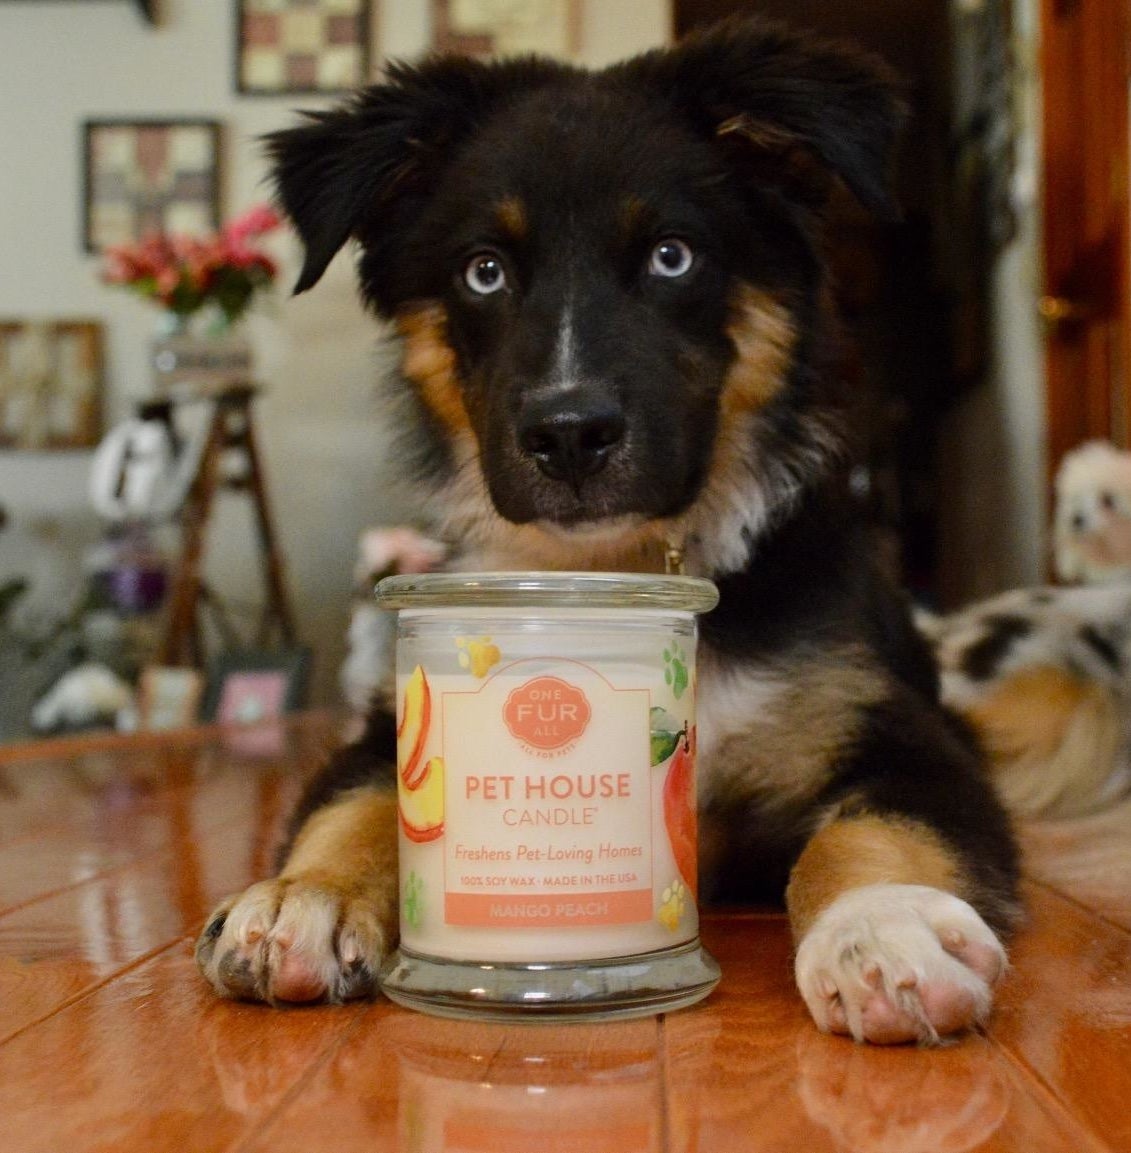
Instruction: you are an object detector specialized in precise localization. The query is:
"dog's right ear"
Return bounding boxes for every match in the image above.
[617,18,906,220]
[266,57,567,296]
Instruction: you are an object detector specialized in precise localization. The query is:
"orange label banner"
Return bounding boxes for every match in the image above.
[445,889,652,928]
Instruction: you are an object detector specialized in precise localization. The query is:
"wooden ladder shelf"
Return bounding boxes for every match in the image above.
[148,385,297,667]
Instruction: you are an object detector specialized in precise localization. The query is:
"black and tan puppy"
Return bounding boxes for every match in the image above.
[196,19,1020,1044]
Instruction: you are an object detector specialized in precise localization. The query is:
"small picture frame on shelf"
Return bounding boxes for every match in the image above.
[236,0,373,94]
[202,647,312,725]
[82,119,221,253]
[136,666,205,731]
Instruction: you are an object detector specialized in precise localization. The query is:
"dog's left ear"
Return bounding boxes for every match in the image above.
[619,18,906,218]
[265,56,570,297]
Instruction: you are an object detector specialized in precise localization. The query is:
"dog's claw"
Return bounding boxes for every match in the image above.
[195,878,387,1005]
[795,883,1007,1045]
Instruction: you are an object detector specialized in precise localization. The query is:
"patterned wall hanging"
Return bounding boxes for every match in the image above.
[82,119,221,253]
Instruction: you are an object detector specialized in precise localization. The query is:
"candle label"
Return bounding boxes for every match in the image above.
[395,622,699,963]
[444,661,652,931]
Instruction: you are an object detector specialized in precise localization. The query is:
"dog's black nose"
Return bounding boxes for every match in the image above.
[518,396,625,488]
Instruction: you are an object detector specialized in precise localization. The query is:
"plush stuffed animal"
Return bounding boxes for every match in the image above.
[339,527,447,715]
[924,441,1131,819]
[31,662,136,733]
[1054,440,1131,583]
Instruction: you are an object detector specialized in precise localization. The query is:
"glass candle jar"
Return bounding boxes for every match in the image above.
[375,571,721,1021]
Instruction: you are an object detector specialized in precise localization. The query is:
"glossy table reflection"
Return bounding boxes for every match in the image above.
[0,712,1129,1152]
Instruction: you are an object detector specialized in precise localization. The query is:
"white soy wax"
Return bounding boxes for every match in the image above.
[375,572,721,1021]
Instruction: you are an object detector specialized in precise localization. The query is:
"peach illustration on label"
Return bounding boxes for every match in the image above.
[398,664,431,783]
[400,755,445,842]
[503,676,591,751]
[662,726,697,894]
[397,666,444,842]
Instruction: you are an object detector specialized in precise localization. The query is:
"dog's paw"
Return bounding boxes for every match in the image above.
[195,877,388,1005]
[794,883,1007,1045]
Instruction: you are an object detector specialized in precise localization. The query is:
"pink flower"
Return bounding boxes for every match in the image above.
[154,267,180,295]
[225,204,281,244]
[101,249,138,284]
[99,207,279,322]
[224,242,260,270]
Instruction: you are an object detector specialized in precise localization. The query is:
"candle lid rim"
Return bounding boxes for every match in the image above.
[375,571,719,613]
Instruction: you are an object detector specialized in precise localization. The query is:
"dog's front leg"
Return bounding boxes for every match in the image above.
[786,815,1008,1045]
[196,783,399,1004]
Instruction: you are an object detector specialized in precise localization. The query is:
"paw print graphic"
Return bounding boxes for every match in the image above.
[456,636,501,678]
[663,641,689,700]
[403,871,425,930]
[657,879,687,932]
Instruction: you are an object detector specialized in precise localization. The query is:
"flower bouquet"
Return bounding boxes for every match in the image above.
[101,204,281,330]
[102,206,282,391]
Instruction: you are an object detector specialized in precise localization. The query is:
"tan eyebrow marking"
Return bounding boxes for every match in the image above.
[494,196,527,241]
[619,194,649,239]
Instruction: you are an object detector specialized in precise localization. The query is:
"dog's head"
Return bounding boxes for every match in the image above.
[269,20,903,570]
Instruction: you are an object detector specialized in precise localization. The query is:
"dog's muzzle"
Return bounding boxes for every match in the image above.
[517,389,626,492]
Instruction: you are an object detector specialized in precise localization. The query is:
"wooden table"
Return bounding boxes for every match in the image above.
[0,711,1129,1152]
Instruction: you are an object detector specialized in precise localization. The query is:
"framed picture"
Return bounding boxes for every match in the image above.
[82,119,221,253]
[431,0,581,59]
[202,647,312,725]
[236,0,373,95]
[0,320,104,450]
[137,666,204,731]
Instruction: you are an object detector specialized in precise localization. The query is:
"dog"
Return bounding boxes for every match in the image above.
[195,18,1021,1045]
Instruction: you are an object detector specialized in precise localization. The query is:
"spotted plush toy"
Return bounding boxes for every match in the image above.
[923,442,1131,818]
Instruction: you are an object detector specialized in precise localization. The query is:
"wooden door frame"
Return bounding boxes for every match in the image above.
[1041,0,1131,471]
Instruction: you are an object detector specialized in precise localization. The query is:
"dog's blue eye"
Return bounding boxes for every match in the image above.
[649,239,693,278]
[464,253,507,295]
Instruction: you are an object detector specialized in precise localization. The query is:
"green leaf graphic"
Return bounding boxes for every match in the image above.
[650,706,682,765]
[651,730,679,765]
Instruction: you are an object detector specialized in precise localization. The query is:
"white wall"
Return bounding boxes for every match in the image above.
[0,0,671,703]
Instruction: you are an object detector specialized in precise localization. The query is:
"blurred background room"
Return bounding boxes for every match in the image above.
[0,0,1125,743]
